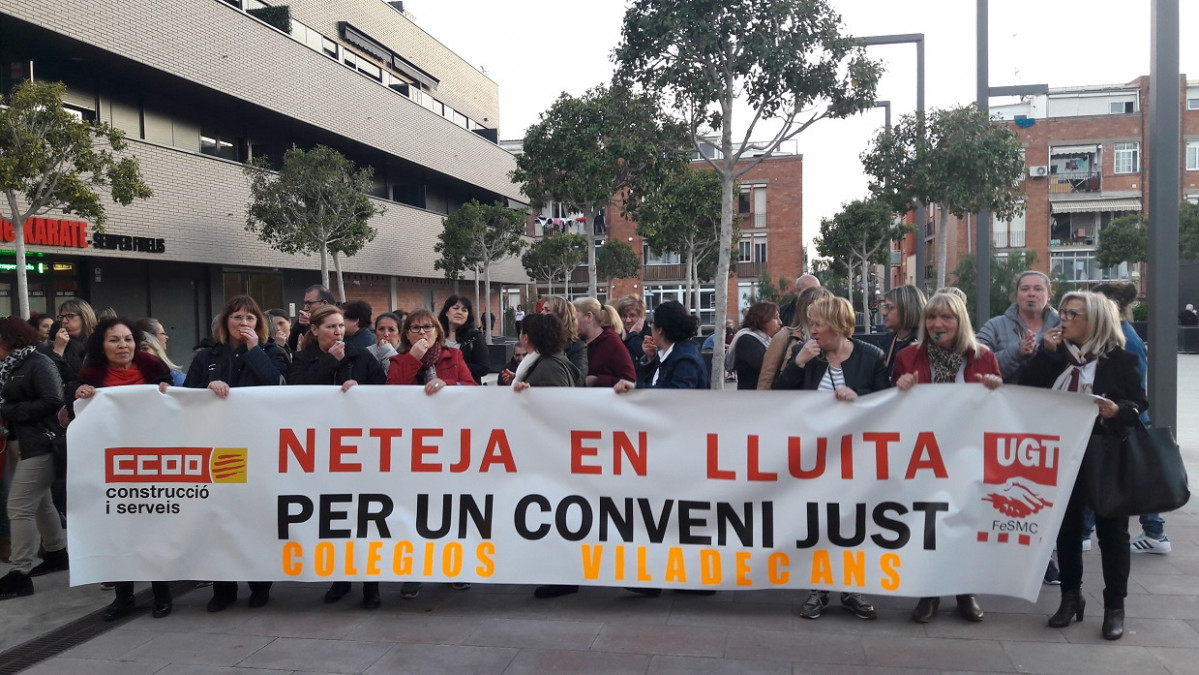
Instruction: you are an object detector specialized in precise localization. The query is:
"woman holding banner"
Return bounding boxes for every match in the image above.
[540,296,587,386]
[614,300,708,392]
[893,291,1002,623]
[386,309,476,599]
[185,295,289,612]
[773,296,887,620]
[289,306,386,392]
[880,285,927,381]
[1020,291,1146,641]
[72,317,174,619]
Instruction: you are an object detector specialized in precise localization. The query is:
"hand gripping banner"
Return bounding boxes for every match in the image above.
[68,384,1096,600]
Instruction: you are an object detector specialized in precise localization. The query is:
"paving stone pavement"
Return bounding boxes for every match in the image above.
[3,356,1199,674]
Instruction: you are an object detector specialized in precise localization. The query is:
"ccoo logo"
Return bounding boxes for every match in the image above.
[105,447,248,483]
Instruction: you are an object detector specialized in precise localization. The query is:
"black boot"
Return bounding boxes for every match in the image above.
[1102,608,1124,640]
[29,548,68,577]
[1048,589,1085,627]
[0,571,33,599]
[324,581,351,603]
[955,594,983,622]
[911,597,939,623]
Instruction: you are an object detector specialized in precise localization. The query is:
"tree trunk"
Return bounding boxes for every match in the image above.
[936,212,948,290]
[5,197,32,318]
[684,247,696,312]
[473,267,481,332]
[331,250,346,302]
[845,263,855,322]
[711,109,736,390]
[483,262,493,344]
[319,245,330,291]
[861,256,871,334]
[691,255,701,318]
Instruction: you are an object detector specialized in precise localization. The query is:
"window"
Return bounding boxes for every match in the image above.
[994,208,1026,248]
[643,245,681,265]
[1051,250,1126,283]
[754,187,767,227]
[738,240,751,263]
[1113,142,1139,174]
[1187,97,1199,111]
[1109,101,1135,114]
[738,188,751,214]
[200,131,241,161]
[1187,142,1199,172]
[738,234,767,263]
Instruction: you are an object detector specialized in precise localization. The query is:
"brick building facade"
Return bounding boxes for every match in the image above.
[0,0,528,363]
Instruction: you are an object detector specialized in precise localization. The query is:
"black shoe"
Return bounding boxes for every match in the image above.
[0,571,33,599]
[1043,558,1060,585]
[152,602,172,619]
[840,593,877,620]
[324,582,351,604]
[103,596,134,621]
[534,585,579,599]
[207,595,235,613]
[911,596,939,623]
[362,587,381,610]
[29,548,68,577]
[248,589,270,608]
[1102,608,1124,640]
[1048,589,1085,627]
[675,589,717,596]
[955,594,983,622]
[624,587,662,597]
[799,590,830,619]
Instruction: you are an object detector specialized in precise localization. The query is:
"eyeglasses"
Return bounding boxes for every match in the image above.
[880,302,896,313]
[1060,310,1083,321]
[408,325,437,333]
[302,299,327,308]
[57,313,79,321]
[230,314,257,323]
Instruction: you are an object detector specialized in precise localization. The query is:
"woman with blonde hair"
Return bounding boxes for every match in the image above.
[137,332,185,386]
[893,292,1001,624]
[1020,291,1146,640]
[573,297,635,387]
[599,304,625,339]
[540,296,587,385]
[757,286,833,389]
[39,298,97,387]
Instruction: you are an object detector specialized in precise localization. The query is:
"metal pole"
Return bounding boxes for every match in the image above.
[1148,0,1179,431]
[976,0,992,322]
[915,36,927,293]
[875,101,894,294]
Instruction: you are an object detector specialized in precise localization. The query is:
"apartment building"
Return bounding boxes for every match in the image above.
[0,0,528,362]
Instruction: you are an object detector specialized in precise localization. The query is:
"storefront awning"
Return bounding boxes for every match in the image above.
[1051,199,1142,214]
[1050,144,1099,156]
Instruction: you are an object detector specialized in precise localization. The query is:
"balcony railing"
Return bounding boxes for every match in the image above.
[1048,171,1101,194]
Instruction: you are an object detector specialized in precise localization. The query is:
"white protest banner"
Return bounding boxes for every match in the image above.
[67,384,1095,600]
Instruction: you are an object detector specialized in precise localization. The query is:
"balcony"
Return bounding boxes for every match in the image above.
[1049,171,1101,195]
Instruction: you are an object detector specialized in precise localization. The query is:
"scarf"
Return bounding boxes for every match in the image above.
[724,328,772,372]
[420,342,443,383]
[1052,343,1097,393]
[103,366,147,388]
[0,346,37,404]
[512,350,540,385]
[926,342,964,384]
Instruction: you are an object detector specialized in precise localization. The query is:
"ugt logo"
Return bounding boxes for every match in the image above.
[105,447,248,483]
[980,433,1059,519]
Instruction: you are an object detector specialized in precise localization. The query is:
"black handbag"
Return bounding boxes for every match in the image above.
[1081,421,1190,518]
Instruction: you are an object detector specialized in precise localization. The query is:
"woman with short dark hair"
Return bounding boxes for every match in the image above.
[438,295,489,382]
[727,301,782,389]
[0,317,65,602]
[27,314,54,343]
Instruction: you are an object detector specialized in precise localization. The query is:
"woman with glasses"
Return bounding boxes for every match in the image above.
[386,309,476,598]
[880,285,927,380]
[183,295,288,612]
[773,296,888,621]
[38,298,97,389]
[893,291,1002,624]
[437,296,489,383]
[1020,291,1146,641]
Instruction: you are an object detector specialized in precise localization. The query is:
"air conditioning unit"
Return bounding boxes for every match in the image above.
[1028,165,1049,178]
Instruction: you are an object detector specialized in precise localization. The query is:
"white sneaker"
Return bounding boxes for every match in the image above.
[1081,538,1092,552]
[1130,533,1171,554]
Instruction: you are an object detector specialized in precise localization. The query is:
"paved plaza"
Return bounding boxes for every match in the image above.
[2,356,1199,675]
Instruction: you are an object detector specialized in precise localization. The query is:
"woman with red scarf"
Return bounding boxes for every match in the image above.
[385,309,475,598]
[72,318,174,620]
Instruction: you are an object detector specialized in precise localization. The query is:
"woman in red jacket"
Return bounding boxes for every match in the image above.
[386,309,477,392]
[893,291,1002,624]
[573,297,635,387]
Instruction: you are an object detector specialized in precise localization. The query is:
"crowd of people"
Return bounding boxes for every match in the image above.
[0,274,1168,640]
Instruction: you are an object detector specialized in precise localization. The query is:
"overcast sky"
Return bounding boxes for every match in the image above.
[405,1,1198,258]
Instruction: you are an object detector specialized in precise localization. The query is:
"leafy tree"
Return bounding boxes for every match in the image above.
[596,239,641,283]
[809,257,849,299]
[511,85,689,298]
[816,198,909,333]
[952,249,1039,320]
[861,104,1025,290]
[616,0,881,388]
[244,145,383,301]
[636,169,739,312]
[521,232,588,297]
[435,200,527,343]
[1179,200,1199,262]
[0,81,152,317]
[1096,215,1146,270]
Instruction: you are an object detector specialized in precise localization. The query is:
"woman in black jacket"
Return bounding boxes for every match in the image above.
[880,284,927,380]
[0,317,66,601]
[289,305,386,391]
[72,318,174,619]
[1020,291,1147,641]
[438,295,489,383]
[183,295,288,612]
[289,304,385,607]
[774,296,887,621]
[38,298,96,390]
